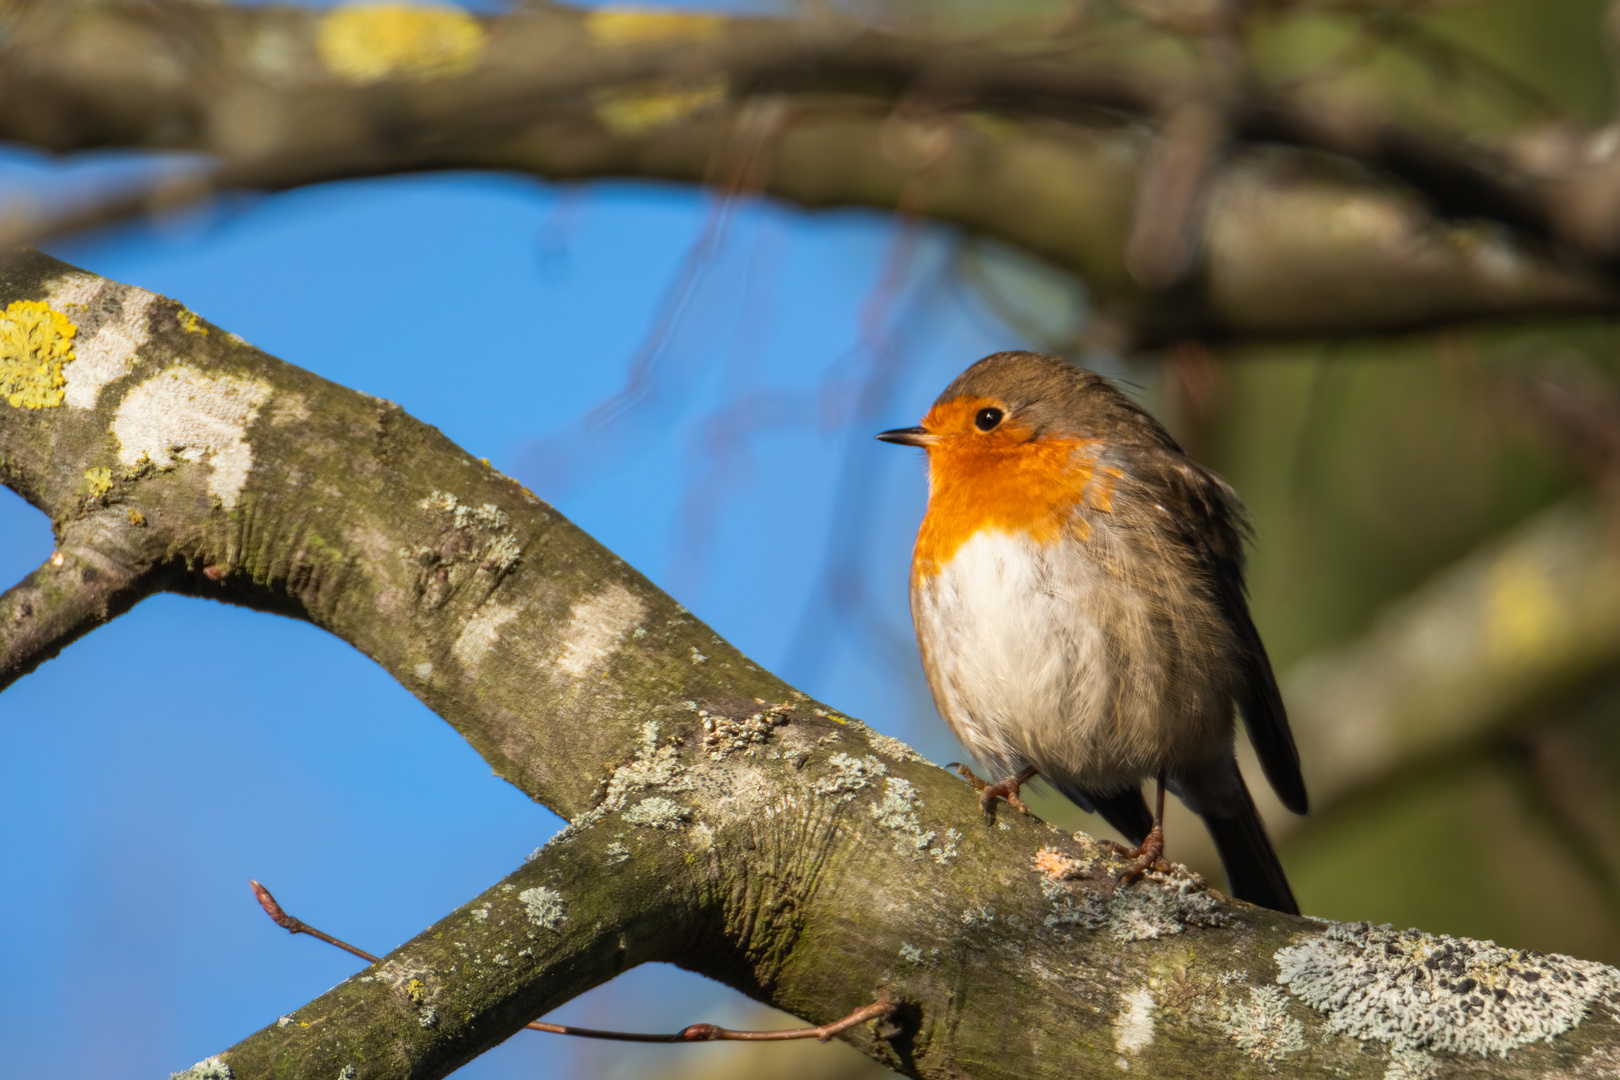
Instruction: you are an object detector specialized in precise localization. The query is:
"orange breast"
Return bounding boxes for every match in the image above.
[911,398,1120,583]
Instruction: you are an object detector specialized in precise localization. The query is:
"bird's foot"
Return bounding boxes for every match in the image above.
[1104,823,1169,885]
[948,763,1037,816]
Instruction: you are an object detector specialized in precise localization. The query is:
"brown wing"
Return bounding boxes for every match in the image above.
[1138,451,1308,815]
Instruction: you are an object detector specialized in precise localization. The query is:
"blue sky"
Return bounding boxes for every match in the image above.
[0,156,1031,1077]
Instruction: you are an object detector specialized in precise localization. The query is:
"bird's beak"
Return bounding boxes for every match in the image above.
[876,426,930,447]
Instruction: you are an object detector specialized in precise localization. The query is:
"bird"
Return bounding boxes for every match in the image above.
[877,350,1307,915]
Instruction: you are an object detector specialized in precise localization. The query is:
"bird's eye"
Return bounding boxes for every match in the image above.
[974,407,1004,432]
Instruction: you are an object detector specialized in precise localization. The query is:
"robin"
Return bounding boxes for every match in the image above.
[878,351,1307,915]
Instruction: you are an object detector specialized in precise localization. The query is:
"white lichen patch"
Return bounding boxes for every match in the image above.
[1113,986,1155,1055]
[1276,921,1620,1058]
[519,886,566,932]
[451,602,519,670]
[49,274,159,410]
[1224,985,1306,1065]
[169,1056,232,1080]
[113,365,272,509]
[622,795,690,829]
[554,585,646,677]
[812,753,886,799]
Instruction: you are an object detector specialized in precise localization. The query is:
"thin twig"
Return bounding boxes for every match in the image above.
[249,880,897,1044]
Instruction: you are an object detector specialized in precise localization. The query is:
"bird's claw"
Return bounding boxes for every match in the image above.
[1105,824,1167,886]
[947,763,1035,816]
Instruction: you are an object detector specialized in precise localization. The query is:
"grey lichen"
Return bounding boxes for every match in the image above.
[169,1057,232,1080]
[1224,985,1307,1065]
[961,903,996,928]
[866,731,931,765]
[422,490,510,533]
[872,778,928,843]
[1383,1048,1438,1080]
[1276,921,1620,1058]
[409,490,523,602]
[1040,868,1223,939]
[519,886,567,933]
[554,721,692,842]
[622,795,690,829]
[1042,884,1109,931]
[812,752,886,799]
[869,777,957,863]
[1108,873,1224,942]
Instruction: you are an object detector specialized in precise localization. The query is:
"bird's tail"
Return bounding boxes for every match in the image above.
[1202,779,1298,916]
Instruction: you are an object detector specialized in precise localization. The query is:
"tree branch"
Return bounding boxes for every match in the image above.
[0,2,1616,345]
[6,252,1620,1079]
[1284,498,1620,812]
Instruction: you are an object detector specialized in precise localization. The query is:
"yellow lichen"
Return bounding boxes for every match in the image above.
[126,507,146,526]
[179,310,209,335]
[594,78,727,136]
[585,8,725,45]
[1485,551,1565,668]
[317,3,485,84]
[83,467,113,497]
[0,299,76,410]
[405,977,428,1005]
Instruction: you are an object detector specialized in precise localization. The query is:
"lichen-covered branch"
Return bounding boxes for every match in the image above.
[0,527,147,684]
[0,2,1615,346]
[4,251,1620,1079]
[210,708,1620,1080]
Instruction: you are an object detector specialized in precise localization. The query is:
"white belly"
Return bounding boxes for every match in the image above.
[911,528,1139,790]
